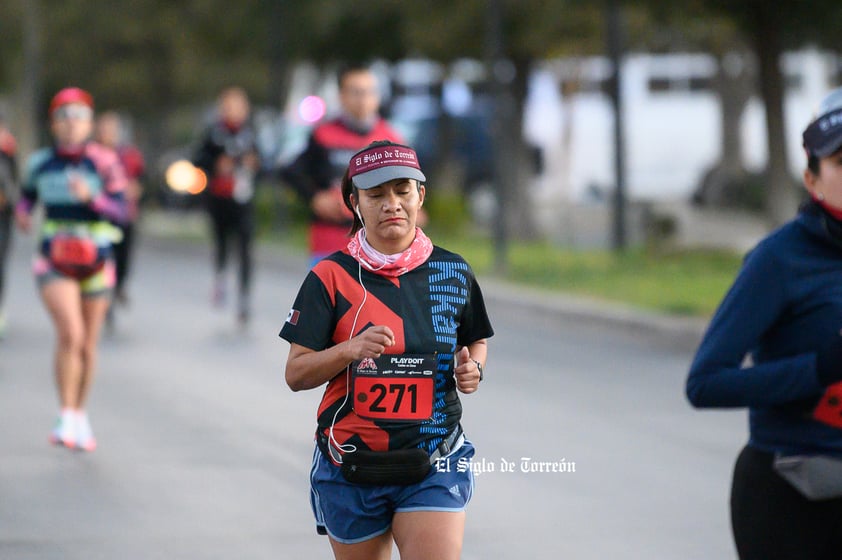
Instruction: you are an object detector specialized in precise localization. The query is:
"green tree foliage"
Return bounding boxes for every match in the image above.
[706,2,842,223]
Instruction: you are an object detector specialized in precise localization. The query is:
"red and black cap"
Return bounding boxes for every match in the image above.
[348,142,426,190]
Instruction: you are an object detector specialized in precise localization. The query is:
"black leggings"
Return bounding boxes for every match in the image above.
[731,445,842,559]
[112,221,135,294]
[208,197,254,302]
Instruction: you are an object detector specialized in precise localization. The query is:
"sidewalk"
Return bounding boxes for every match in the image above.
[140,209,711,347]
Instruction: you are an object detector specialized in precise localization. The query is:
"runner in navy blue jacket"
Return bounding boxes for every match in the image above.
[687,87,842,559]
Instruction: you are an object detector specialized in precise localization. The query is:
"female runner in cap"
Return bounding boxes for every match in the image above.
[15,87,128,451]
[280,140,493,559]
[687,87,842,558]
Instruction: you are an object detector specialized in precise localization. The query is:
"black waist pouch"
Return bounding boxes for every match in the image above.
[340,448,431,486]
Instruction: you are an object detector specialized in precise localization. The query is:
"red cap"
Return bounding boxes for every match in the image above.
[49,87,94,116]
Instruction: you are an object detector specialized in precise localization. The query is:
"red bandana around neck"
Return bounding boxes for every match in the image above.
[347,227,433,277]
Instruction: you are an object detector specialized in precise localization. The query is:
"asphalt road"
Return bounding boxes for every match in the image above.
[0,227,746,559]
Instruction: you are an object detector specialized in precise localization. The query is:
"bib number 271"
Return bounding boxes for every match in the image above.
[352,354,436,422]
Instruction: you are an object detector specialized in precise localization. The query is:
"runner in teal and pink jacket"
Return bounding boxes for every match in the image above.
[15,87,127,452]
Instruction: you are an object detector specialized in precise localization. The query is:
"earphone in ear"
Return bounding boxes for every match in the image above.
[355,204,364,226]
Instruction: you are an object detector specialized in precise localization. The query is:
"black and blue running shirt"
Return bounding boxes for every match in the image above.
[280,247,494,455]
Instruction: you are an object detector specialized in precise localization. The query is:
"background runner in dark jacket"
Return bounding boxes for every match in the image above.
[192,86,261,325]
[282,64,406,265]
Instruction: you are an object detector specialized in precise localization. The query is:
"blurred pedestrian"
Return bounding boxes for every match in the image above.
[0,114,17,338]
[687,86,842,559]
[15,87,128,451]
[280,140,493,559]
[192,86,261,326]
[94,111,146,311]
[282,63,408,266]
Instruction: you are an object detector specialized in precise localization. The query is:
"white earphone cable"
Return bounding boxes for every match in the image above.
[326,223,385,462]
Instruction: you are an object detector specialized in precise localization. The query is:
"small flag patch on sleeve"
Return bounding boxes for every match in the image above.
[286,308,300,325]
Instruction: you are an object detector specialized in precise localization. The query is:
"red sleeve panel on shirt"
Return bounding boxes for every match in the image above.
[312,257,406,352]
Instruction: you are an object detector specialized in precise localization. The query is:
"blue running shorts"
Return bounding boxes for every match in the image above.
[309,438,475,544]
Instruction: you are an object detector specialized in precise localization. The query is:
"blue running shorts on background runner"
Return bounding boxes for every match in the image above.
[309,438,476,544]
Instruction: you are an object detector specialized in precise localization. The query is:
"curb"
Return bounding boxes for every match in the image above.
[477,277,708,348]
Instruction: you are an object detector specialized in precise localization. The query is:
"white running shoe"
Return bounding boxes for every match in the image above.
[74,410,97,452]
[49,409,77,448]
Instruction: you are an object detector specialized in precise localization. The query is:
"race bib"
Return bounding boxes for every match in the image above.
[813,381,842,429]
[352,354,436,422]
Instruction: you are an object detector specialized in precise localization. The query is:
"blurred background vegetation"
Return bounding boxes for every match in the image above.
[4,0,842,315]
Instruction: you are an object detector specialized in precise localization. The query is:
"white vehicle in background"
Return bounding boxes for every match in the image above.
[521,48,837,247]
[528,48,835,205]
